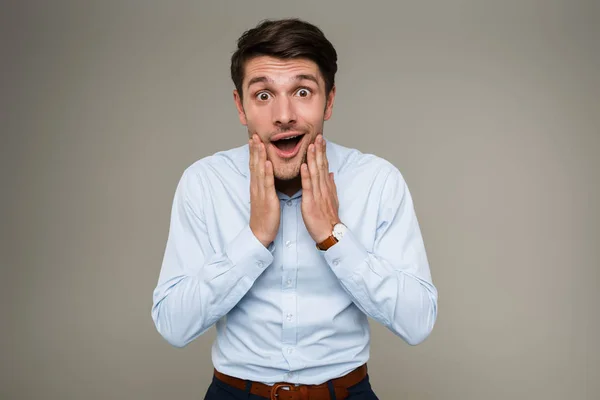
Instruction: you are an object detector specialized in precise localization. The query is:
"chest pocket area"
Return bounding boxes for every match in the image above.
[295,230,345,296]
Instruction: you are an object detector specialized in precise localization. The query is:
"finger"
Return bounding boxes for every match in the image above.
[315,135,325,171]
[329,172,339,209]
[249,137,254,169]
[251,135,259,171]
[249,138,256,194]
[316,136,330,199]
[307,142,321,203]
[321,138,336,202]
[300,162,311,194]
[257,139,266,197]
[320,135,330,172]
[265,160,275,191]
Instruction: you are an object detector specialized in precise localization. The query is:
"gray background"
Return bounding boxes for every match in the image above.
[2,0,599,399]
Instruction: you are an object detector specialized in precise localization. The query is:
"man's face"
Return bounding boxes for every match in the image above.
[234,56,335,181]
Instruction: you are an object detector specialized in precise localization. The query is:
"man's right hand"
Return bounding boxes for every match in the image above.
[249,134,280,248]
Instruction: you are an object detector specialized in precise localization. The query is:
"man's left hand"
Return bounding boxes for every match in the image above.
[300,134,341,244]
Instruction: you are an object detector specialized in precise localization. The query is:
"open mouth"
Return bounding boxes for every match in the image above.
[271,133,305,158]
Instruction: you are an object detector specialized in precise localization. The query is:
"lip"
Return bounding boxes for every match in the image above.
[270,133,306,159]
[270,132,305,142]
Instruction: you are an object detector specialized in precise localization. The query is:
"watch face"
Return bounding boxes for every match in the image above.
[333,223,347,240]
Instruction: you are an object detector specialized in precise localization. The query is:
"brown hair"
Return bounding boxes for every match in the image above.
[230,18,338,99]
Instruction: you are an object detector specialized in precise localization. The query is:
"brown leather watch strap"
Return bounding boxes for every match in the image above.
[316,235,338,251]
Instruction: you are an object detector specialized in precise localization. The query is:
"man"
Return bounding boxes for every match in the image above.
[151,18,438,400]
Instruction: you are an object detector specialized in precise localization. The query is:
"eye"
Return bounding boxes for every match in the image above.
[296,88,311,98]
[256,91,272,101]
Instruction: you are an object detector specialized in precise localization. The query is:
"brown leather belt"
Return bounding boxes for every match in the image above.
[213,364,367,400]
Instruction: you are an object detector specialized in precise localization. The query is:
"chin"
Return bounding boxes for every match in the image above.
[271,149,307,181]
[273,164,302,181]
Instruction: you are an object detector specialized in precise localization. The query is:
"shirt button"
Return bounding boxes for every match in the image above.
[287,347,294,354]
[332,259,340,266]
[286,200,293,206]
[286,279,292,286]
[286,313,293,321]
[256,261,264,267]
[286,372,294,379]
[285,240,293,248]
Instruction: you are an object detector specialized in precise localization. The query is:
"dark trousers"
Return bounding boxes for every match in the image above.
[204,374,379,399]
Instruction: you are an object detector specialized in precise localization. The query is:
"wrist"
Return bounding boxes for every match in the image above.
[315,221,338,243]
[316,221,347,251]
[250,226,273,248]
[315,232,332,244]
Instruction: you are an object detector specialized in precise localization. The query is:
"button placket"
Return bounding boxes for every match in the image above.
[280,197,298,350]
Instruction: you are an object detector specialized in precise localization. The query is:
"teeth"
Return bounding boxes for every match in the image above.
[276,135,300,141]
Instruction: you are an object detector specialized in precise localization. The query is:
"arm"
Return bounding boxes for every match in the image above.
[324,167,438,345]
[151,167,273,347]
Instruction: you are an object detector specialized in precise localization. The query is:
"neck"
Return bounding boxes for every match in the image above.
[275,176,301,197]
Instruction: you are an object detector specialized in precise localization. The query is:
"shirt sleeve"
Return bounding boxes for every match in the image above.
[322,166,438,345]
[151,167,274,347]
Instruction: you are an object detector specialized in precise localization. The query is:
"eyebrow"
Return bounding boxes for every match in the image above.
[246,74,320,89]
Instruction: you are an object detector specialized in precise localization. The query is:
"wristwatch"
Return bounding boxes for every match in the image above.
[316,223,348,250]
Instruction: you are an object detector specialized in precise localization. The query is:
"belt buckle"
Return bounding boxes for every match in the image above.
[271,383,292,399]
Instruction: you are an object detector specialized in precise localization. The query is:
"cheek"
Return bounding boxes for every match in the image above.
[245,110,272,132]
[297,102,326,124]
[244,102,270,119]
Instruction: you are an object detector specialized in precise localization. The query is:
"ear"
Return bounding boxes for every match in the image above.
[233,89,247,125]
[324,85,336,121]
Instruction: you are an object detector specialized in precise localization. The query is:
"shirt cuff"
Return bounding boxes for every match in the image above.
[322,227,369,282]
[220,224,274,281]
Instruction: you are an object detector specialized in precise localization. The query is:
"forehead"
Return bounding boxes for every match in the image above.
[243,56,323,86]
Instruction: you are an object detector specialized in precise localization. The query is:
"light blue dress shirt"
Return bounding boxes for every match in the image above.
[151,139,438,385]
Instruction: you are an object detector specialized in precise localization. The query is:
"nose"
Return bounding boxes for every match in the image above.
[272,96,297,126]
